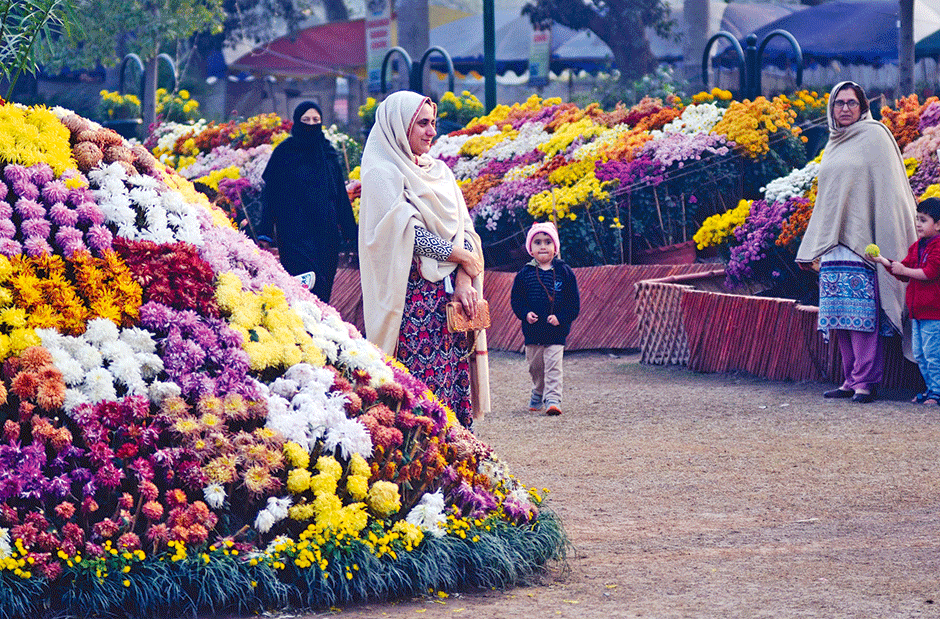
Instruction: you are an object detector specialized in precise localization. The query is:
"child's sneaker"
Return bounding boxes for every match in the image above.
[528,392,543,411]
[545,402,562,416]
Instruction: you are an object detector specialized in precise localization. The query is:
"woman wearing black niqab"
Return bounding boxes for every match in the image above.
[259,101,357,303]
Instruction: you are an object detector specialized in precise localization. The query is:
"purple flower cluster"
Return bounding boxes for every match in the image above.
[478,149,544,178]
[507,104,566,130]
[910,154,940,196]
[725,197,802,284]
[139,301,261,401]
[1,164,111,258]
[472,177,549,230]
[920,101,940,132]
[596,153,665,188]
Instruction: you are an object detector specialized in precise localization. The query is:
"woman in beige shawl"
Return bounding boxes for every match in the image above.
[359,91,489,427]
[796,81,916,403]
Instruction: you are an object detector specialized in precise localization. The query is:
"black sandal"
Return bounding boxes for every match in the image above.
[913,391,932,404]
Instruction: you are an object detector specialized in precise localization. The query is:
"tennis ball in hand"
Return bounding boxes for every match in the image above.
[865,244,880,258]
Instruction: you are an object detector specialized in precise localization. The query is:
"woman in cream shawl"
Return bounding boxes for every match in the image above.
[359,91,489,427]
[796,81,916,403]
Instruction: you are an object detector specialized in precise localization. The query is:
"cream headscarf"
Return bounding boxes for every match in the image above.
[796,81,916,343]
[358,91,490,415]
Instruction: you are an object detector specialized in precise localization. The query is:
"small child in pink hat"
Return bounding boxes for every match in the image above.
[510,222,580,415]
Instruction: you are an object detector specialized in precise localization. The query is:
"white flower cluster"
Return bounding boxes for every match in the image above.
[571,124,632,162]
[484,123,550,162]
[36,319,168,413]
[654,102,727,138]
[428,132,476,159]
[203,482,227,509]
[153,120,209,161]
[405,490,447,537]
[88,162,203,246]
[263,363,372,459]
[762,159,820,205]
[255,497,293,534]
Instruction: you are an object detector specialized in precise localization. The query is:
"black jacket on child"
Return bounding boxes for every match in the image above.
[510,258,580,346]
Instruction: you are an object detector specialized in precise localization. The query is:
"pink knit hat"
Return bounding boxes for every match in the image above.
[526,222,560,257]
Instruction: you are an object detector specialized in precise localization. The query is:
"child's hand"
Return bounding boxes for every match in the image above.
[526,311,538,324]
[888,260,907,277]
[547,314,559,326]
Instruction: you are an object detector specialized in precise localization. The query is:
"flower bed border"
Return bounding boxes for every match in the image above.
[635,272,924,389]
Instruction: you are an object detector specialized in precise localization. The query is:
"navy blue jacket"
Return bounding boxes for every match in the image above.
[510,258,580,346]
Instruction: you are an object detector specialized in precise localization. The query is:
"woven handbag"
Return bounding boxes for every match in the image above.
[445,300,491,332]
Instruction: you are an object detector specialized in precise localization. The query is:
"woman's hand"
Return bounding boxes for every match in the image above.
[526,311,538,324]
[449,246,483,279]
[453,272,479,320]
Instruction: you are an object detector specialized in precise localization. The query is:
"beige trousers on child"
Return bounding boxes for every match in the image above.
[526,344,565,404]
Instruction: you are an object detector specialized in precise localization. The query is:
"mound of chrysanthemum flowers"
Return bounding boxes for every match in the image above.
[0,101,565,619]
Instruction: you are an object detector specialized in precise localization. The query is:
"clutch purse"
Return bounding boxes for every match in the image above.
[446,300,491,333]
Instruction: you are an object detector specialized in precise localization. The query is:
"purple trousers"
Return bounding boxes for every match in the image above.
[835,328,884,390]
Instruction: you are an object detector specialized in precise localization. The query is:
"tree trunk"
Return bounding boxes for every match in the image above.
[899,0,915,95]
[321,0,349,22]
[143,50,159,129]
[608,24,657,81]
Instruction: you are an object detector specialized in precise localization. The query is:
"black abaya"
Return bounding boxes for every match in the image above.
[259,106,356,303]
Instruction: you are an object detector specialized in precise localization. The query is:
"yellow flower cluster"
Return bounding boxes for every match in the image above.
[0,104,74,175]
[195,165,240,192]
[215,272,325,370]
[691,87,734,104]
[0,537,33,578]
[528,172,609,221]
[99,89,142,120]
[366,480,401,517]
[711,96,801,158]
[459,125,517,157]
[0,251,142,356]
[471,94,562,128]
[156,88,200,122]
[779,89,827,121]
[548,159,596,187]
[538,117,603,159]
[920,182,940,201]
[358,97,378,120]
[905,156,918,178]
[693,199,751,249]
[438,90,485,125]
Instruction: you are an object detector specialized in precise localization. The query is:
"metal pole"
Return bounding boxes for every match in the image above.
[483,0,496,112]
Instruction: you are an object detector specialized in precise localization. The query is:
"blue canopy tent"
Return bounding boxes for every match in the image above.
[726,0,940,68]
[430,2,796,76]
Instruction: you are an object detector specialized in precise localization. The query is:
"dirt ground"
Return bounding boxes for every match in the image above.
[286,350,940,619]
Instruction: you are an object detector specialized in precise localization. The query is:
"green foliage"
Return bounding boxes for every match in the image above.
[0,509,567,618]
[58,0,224,68]
[576,65,688,110]
[0,0,75,99]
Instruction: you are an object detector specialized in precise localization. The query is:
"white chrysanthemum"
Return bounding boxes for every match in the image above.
[83,317,120,345]
[254,496,293,533]
[49,347,84,385]
[109,355,146,394]
[149,381,182,404]
[762,159,821,205]
[254,508,276,534]
[427,132,476,159]
[83,367,117,403]
[406,491,447,537]
[284,362,317,386]
[120,327,158,353]
[62,388,91,414]
[269,377,299,399]
[203,483,227,509]
[135,352,163,380]
[323,417,373,460]
[73,341,104,370]
[0,528,11,558]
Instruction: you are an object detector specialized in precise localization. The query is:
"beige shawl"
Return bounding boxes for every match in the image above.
[358,90,490,417]
[796,81,916,345]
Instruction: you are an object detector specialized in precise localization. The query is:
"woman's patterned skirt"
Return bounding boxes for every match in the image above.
[396,259,473,428]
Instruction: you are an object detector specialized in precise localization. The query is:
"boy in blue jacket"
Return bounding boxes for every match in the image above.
[510,222,580,415]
